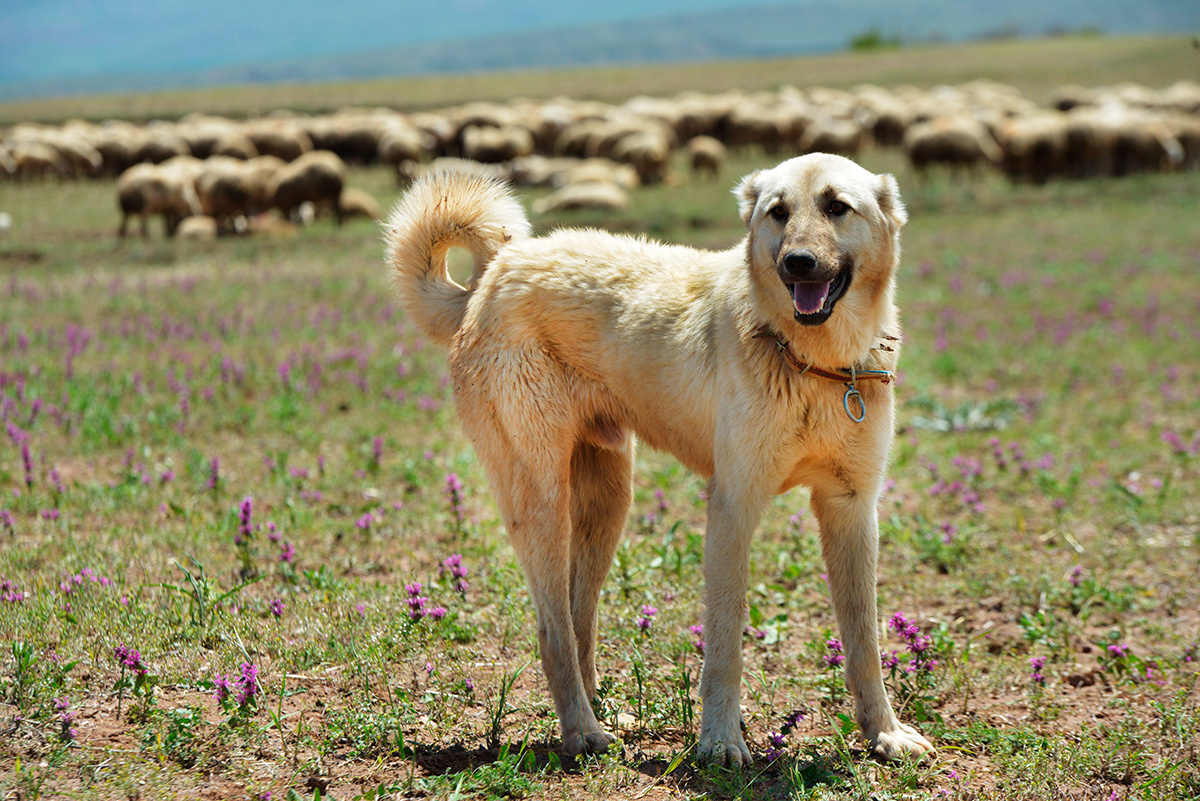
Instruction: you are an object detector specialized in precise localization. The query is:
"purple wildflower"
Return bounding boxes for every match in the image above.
[213,673,233,704]
[207,457,220,491]
[1029,656,1047,685]
[445,472,466,527]
[781,709,805,733]
[279,541,295,563]
[637,604,658,633]
[236,662,259,706]
[689,623,705,653]
[237,496,253,545]
[21,441,34,490]
[269,598,284,617]
[823,637,845,668]
[114,644,147,675]
[55,697,77,741]
[440,553,469,595]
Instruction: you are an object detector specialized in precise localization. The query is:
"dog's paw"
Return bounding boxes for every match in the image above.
[870,723,935,762]
[697,733,753,768]
[564,728,619,756]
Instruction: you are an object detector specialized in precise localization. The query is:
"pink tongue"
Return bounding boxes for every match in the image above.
[792,281,831,315]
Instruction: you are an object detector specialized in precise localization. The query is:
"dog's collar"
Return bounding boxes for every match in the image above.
[753,325,896,422]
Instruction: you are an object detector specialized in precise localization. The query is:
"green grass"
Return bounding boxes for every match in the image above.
[1,45,1199,801]
[1,34,1196,124]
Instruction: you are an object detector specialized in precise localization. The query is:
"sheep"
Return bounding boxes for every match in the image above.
[903,115,1003,176]
[339,187,382,221]
[176,215,218,241]
[245,120,313,162]
[10,142,66,181]
[608,129,671,184]
[378,123,431,181]
[302,115,381,164]
[398,157,509,185]
[135,126,191,164]
[89,124,140,177]
[0,144,16,179]
[686,135,727,178]
[798,116,865,157]
[267,150,346,225]
[116,162,200,238]
[552,159,640,191]
[532,181,630,214]
[461,125,535,164]
[997,113,1071,184]
[195,158,253,233]
[242,156,285,215]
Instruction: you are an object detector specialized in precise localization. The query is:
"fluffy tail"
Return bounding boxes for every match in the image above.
[384,169,531,346]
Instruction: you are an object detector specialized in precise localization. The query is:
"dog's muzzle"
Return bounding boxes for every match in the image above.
[778,250,851,326]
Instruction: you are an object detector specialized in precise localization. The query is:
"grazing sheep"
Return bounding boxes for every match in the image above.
[609,130,671,184]
[267,150,346,225]
[339,187,383,221]
[135,127,191,164]
[461,125,535,164]
[11,142,66,181]
[116,162,200,238]
[195,159,252,232]
[798,116,864,157]
[210,130,260,160]
[532,181,630,214]
[378,123,431,180]
[245,120,313,162]
[0,144,16,179]
[90,125,140,177]
[242,156,285,214]
[552,159,640,191]
[686,135,727,178]
[903,116,1003,176]
[303,115,381,164]
[997,113,1070,184]
[399,157,510,185]
[176,215,218,241]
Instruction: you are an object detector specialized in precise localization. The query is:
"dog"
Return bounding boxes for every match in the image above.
[384,153,934,765]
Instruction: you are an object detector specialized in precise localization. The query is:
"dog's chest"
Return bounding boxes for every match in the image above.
[771,378,890,492]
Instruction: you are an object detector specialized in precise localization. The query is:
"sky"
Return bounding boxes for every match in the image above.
[0,0,762,84]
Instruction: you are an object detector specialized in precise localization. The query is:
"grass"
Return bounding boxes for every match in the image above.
[1,34,1197,125]
[2,46,1200,801]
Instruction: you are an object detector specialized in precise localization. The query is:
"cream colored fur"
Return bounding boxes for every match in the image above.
[384,154,934,764]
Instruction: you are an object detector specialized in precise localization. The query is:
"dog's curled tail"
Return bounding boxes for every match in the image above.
[384,168,531,346]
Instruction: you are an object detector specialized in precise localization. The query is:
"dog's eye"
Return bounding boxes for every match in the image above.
[768,205,789,222]
[828,199,851,217]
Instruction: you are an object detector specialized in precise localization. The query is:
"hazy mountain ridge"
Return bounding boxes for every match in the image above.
[1,0,1195,100]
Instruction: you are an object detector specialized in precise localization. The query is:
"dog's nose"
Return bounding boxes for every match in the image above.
[782,250,818,278]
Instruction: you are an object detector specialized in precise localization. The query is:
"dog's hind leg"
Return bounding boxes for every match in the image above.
[466,410,618,757]
[810,481,935,761]
[568,438,634,701]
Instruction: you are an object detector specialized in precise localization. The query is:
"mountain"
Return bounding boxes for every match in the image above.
[0,0,1195,99]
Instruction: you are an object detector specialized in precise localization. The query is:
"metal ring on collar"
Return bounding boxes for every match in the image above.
[843,385,866,423]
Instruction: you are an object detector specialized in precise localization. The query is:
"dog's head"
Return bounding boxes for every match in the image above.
[736,154,905,358]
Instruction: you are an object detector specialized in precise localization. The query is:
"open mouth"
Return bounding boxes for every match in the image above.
[785,269,850,326]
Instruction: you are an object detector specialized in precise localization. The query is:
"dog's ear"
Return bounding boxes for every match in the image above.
[876,173,907,230]
[735,170,762,228]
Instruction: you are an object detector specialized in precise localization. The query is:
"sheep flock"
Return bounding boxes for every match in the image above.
[1,78,1198,238]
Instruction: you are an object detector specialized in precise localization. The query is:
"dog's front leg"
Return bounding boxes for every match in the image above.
[811,483,934,761]
[697,475,768,767]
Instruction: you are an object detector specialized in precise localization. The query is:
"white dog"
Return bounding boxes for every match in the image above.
[385,153,934,765]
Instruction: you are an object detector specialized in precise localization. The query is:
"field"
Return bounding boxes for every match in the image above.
[2,39,1200,801]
